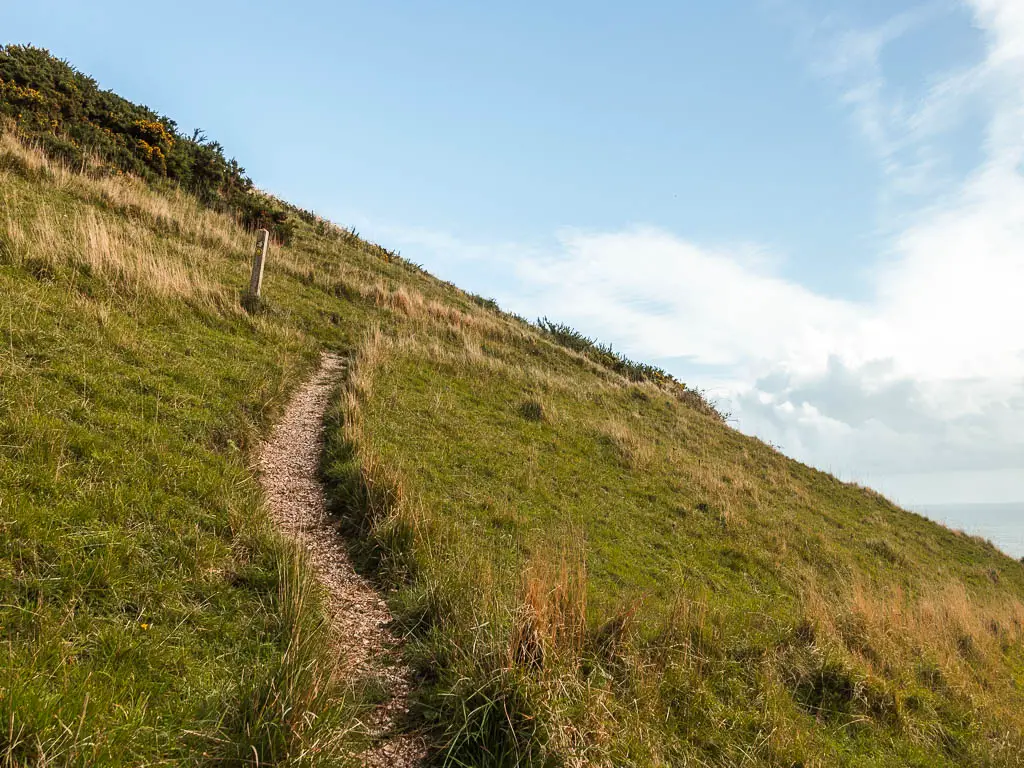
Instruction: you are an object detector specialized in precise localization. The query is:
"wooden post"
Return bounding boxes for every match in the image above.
[249,229,269,298]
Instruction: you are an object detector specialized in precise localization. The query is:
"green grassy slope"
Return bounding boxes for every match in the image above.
[333,331,1024,768]
[325,299,1024,765]
[3,54,1024,767]
[0,128,435,765]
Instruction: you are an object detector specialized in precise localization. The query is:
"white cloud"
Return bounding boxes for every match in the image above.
[791,1,1002,197]
[490,207,1024,489]
[510,228,859,373]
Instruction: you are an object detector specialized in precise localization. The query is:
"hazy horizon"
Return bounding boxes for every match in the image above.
[916,502,1024,559]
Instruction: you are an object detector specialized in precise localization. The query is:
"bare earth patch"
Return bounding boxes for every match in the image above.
[258,352,425,767]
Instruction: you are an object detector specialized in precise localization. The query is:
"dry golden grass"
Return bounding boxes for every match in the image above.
[88,175,244,252]
[335,327,426,541]
[800,577,1024,727]
[0,133,255,305]
[1,202,229,303]
[512,547,589,670]
[0,130,70,179]
[599,417,656,471]
[1,131,249,254]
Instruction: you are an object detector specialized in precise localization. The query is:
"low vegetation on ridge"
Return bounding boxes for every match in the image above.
[2,48,1024,767]
[0,43,315,242]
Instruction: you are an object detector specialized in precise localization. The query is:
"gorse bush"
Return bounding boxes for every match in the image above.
[0,44,298,242]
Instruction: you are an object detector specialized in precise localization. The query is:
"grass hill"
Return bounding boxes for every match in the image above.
[2,47,1024,767]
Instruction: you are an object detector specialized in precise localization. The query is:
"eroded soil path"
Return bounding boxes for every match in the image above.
[258,352,425,767]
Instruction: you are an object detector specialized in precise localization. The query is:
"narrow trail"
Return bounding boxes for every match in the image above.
[258,352,426,767]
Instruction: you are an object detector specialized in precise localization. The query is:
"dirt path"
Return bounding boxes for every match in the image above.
[258,352,425,767]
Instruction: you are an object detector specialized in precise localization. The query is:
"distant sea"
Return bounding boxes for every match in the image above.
[915,503,1024,559]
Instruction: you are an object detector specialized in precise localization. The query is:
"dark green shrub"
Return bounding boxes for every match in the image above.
[535,316,727,421]
[519,400,544,421]
[470,294,501,312]
[0,44,300,241]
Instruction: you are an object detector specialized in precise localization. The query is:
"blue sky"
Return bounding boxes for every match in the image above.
[4,0,1023,506]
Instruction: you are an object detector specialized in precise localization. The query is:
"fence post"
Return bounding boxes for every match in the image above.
[248,228,270,298]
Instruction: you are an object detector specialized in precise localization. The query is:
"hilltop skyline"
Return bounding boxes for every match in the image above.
[4,0,1022,505]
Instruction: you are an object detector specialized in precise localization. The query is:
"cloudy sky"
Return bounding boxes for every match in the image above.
[4,0,1022,505]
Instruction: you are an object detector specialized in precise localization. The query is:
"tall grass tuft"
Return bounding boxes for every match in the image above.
[211,547,356,767]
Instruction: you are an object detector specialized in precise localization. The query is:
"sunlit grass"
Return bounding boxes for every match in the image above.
[325,316,1024,766]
